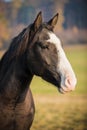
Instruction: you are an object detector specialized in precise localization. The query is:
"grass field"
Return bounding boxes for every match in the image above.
[30,44,87,130]
[0,44,87,130]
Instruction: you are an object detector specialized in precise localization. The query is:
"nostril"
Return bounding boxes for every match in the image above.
[65,76,76,90]
[65,77,71,87]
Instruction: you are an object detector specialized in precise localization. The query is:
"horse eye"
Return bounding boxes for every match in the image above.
[43,35,49,40]
[38,42,49,49]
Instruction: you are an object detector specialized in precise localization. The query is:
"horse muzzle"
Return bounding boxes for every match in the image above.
[58,75,77,94]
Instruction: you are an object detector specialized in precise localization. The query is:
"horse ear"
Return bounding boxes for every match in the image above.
[33,11,42,31]
[48,13,59,28]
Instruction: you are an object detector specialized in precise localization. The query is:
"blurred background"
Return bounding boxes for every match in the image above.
[0,0,87,130]
[0,0,87,49]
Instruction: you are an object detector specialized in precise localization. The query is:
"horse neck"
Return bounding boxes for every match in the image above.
[0,52,33,104]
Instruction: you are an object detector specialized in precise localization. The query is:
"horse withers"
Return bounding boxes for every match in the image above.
[0,12,77,130]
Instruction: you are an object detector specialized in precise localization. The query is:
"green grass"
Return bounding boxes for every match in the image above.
[30,45,87,130]
[65,45,87,94]
[31,95,87,130]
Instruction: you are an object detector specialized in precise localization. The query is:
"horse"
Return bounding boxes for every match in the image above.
[0,12,77,130]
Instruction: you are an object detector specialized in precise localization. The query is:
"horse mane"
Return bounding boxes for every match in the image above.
[8,26,30,59]
[0,26,31,79]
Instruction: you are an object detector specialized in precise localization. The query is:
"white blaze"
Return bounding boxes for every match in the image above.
[47,32,77,93]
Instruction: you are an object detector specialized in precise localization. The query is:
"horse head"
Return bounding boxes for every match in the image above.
[26,12,77,94]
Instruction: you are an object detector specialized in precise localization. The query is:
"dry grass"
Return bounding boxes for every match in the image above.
[31,95,87,130]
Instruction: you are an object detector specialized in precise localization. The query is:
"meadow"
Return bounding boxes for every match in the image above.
[0,44,87,130]
[30,45,87,130]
